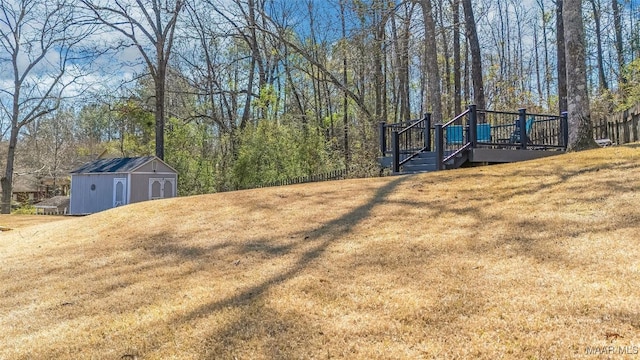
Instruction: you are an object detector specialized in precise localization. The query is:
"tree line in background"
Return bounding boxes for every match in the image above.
[1,0,640,213]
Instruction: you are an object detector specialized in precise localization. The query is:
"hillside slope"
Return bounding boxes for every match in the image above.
[2,145,640,359]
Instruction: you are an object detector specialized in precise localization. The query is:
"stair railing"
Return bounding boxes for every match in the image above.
[389,113,431,173]
[434,105,477,170]
[379,119,418,157]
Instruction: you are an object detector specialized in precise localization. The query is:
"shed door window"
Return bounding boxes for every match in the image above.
[149,178,175,200]
[113,178,128,207]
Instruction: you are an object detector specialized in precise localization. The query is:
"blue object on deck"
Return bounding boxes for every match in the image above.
[477,123,491,142]
[446,125,464,144]
[510,117,535,143]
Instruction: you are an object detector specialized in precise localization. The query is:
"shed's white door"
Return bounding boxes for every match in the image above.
[113,178,128,207]
[163,179,175,198]
[149,178,176,200]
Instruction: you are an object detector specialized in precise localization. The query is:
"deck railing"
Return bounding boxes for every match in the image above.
[476,109,568,149]
[380,114,431,173]
[381,105,569,173]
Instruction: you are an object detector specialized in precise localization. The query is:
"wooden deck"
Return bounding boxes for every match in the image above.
[380,106,569,174]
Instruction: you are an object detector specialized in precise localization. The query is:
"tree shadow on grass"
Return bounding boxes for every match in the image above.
[149,176,411,357]
[177,176,409,320]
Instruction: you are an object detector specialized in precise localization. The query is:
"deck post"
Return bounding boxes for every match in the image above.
[379,122,387,156]
[435,124,444,170]
[561,112,568,148]
[518,108,527,150]
[392,130,400,173]
[468,104,477,147]
[424,113,431,152]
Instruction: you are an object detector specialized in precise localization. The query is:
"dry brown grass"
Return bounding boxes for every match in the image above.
[2,145,640,359]
[0,214,69,230]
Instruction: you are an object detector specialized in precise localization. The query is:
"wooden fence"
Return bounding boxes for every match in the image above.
[230,169,348,191]
[594,103,640,144]
[260,169,348,188]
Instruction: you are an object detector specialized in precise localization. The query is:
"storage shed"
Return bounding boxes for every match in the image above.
[69,156,178,215]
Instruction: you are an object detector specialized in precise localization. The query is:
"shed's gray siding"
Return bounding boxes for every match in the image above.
[129,173,177,203]
[69,173,122,214]
[136,160,175,174]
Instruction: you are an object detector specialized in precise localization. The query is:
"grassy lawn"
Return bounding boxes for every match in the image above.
[1,145,640,359]
[0,214,69,230]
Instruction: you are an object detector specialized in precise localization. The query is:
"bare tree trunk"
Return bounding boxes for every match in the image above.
[421,0,443,123]
[534,22,543,107]
[453,0,462,115]
[1,125,20,214]
[156,58,167,160]
[515,5,526,97]
[324,72,335,139]
[464,36,470,106]
[283,47,307,129]
[390,15,401,121]
[461,0,485,110]
[436,0,451,118]
[497,0,507,85]
[504,1,512,85]
[589,0,609,91]
[339,0,349,166]
[557,0,568,113]
[308,1,323,129]
[245,0,262,124]
[612,0,626,88]
[564,0,598,150]
[374,9,385,125]
[382,37,389,125]
[241,53,257,129]
[392,4,413,122]
[538,0,552,110]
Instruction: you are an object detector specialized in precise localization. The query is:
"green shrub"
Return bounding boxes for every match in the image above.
[13,204,35,215]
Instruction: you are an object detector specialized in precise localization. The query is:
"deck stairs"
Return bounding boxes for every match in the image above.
[400,151,468,174]
[379,105,568,175]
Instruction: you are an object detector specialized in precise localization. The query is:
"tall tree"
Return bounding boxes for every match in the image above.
[611,0,626,89]
[556,0,568,113]
[419,0,443,123]
[534,17,543,106]
[461,0,485,110]
[537,0,552,110]
[435,0,451,118]
[588,0,609,91]
[390,3,413,122]
[563,0,598,150]
[339,0,350,165]
[0,0,92,213]
[81,0,184,161]
[452,0,462,114]
[372,1,389,126]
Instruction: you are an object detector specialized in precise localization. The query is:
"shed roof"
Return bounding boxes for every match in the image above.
[70,156,160,174]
